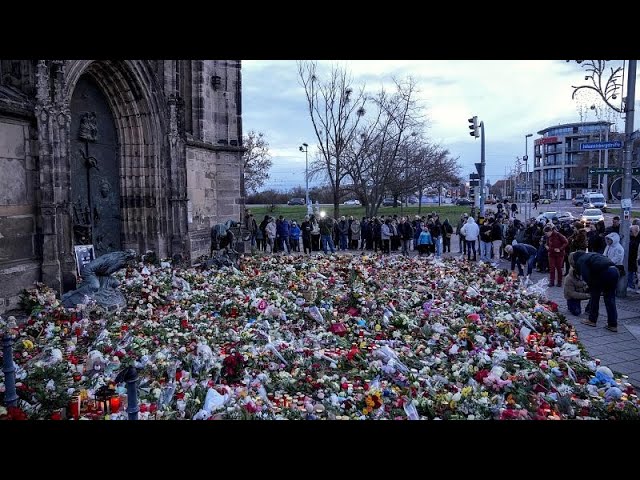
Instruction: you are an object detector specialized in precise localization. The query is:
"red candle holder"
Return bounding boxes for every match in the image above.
[69,395,81,419]
[110,395,121,413]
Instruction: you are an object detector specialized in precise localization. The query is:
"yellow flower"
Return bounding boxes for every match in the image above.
[461,386,472,397]
[22,339,34,350]
[374,324,381,331]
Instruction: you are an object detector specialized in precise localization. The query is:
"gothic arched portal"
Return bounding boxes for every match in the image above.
[69,75,121,256]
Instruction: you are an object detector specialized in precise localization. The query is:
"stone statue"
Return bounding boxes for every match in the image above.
[62,250,137,309]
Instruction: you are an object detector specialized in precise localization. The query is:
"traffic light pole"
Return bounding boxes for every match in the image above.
[617,59,636,298]
[479,121,486,217]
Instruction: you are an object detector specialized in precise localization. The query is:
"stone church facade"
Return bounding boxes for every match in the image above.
[0,60,244,313]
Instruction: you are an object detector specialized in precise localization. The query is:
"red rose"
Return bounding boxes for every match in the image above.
[50,411,62,420]
[474,369,490,383]
[496,276,505,284]
[175,370,183,381]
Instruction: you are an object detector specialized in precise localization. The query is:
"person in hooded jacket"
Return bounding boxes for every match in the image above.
[604,231,625,293]
[570,251,619,332]
[460,216,479,261]
[604,232,624,268]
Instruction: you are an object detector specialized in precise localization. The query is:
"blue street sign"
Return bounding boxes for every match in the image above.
[580,141,623,150]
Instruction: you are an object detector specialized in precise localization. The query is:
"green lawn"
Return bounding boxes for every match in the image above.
[247,204,476,222]
[608,208,640,218]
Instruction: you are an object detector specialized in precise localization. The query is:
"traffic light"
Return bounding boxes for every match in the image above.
[468,116,479,138]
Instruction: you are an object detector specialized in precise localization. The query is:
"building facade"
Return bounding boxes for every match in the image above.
[533,121,619,201]
[0,60,244,313]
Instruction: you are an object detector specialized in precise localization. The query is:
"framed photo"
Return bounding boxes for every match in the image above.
[74,245,95,276]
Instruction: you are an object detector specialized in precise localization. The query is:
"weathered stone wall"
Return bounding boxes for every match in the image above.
[185,146,242,259]
[0,116,39,312]
[201,60,241,147]
[0,59,243,304]
[185,60,243,261]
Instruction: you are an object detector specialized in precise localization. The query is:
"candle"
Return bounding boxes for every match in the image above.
[69,395,81,420]
[110,395,121,413]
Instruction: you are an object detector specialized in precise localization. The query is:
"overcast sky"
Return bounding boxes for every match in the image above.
[242,60,637,191]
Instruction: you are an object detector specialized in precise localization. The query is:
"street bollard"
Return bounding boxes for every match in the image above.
[2,333,19,407]
[116,366,139,420]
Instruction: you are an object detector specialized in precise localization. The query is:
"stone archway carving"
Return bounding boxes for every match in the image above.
[35,60,187,293]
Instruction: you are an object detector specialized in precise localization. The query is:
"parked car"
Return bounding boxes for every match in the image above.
[343,199,361,205]
[540,198,551,204]
[382,198,401,207]
[455,198,473,206]
[572,194,584,207]
[580,208,605,225]
[536,211,575,224]
[287,198,305,206]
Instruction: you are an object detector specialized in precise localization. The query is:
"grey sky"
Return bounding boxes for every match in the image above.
[242,60,637,191]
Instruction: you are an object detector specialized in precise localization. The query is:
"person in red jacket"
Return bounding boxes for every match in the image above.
[544,225,569,287]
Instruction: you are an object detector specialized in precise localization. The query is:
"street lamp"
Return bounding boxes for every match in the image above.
[525,133,533,219]
[299,143,312,214]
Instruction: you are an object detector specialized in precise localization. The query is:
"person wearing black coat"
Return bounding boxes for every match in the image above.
[570,251,619,332]
[505,243,537,276]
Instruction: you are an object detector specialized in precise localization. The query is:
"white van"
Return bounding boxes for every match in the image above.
[584,192,607,211]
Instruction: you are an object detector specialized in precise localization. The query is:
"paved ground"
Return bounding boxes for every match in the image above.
[518,262,640,389]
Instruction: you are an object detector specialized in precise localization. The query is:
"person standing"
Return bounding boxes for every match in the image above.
[570,251,619,332]
[337,216,349,251]
[479,219,493,262]
[265,217,277,253]
[628,225,640,291]
[456,214,467,255]
[460,216,479,261]
[442,218,453,254]
[350,217,361,250]
[301,215,312,255]
[319,214,336,254]
[490,217,503,262]
[310,214,321,252]
[604,232,625,294]
[289,221,301,252]
[544,225,568,287]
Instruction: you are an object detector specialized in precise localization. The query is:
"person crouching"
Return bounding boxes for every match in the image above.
[563,266,590,315]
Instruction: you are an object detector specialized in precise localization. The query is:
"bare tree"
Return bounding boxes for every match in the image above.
[298,61,367,218]
[411,144,461,213]
[343,77,425,217]
[242,131,273,194]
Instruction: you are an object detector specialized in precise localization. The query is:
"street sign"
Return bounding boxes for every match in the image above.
[589,167,622,175]
[610,176,640,201]
[469,173,480,180]
[580,141,623,150]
